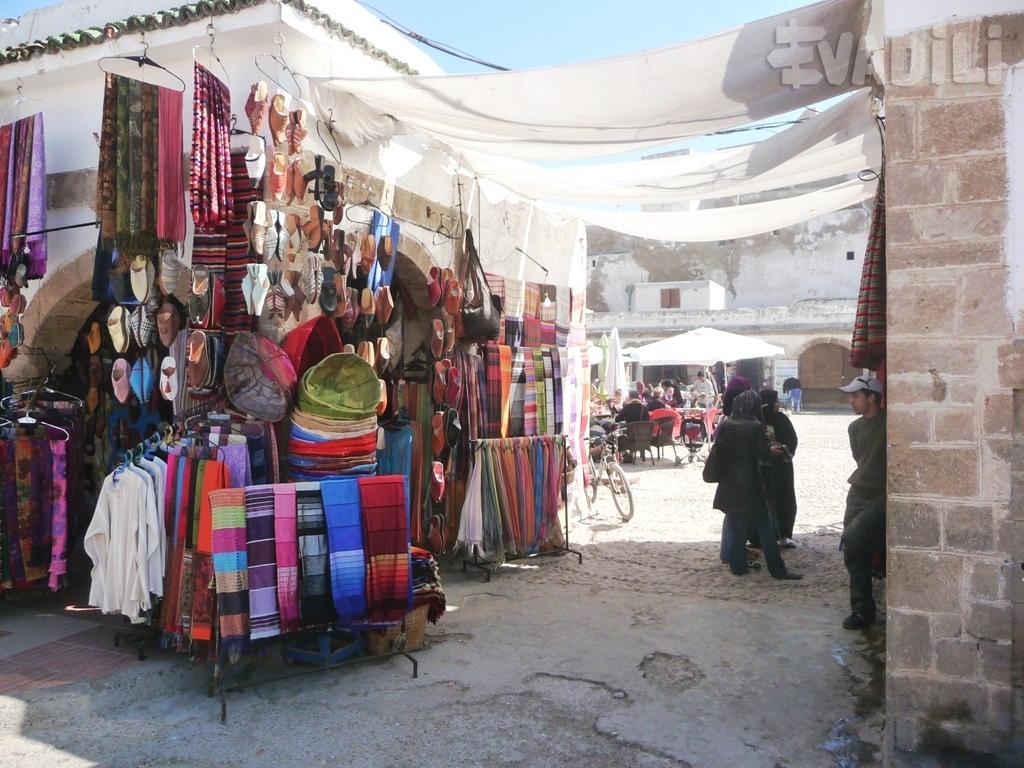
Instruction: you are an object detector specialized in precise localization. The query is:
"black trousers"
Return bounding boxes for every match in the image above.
[844,549,876,619]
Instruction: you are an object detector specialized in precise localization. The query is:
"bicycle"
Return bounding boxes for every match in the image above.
[583,426,634,522]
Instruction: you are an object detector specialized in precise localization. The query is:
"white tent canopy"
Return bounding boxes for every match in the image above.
[603,328,628,395]
[457,89,880,205]
[312,0,869,161]
[554,177,874,242]
[631,327,786,367]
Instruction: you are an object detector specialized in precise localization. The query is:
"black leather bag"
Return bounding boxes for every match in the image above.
[459,229,502,342]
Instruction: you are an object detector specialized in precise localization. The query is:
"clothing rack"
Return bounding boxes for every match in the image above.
[462,435,582,582]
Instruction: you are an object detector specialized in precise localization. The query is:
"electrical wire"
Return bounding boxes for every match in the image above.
[355,1,510,71]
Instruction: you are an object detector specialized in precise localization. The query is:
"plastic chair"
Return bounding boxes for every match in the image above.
[620,421,655,466]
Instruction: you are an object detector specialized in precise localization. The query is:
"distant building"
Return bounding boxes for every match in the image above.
[586,179,871,406]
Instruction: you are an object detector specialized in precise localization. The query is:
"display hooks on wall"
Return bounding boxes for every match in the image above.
[193,21,230,84]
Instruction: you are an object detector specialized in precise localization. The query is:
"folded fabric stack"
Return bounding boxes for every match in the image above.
[289,353,381,480]
[410,545,446,624]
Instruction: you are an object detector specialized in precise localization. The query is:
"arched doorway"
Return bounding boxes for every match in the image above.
[797,341,861,408]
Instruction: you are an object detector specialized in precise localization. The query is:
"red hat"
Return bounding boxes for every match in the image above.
[280,315,343,379]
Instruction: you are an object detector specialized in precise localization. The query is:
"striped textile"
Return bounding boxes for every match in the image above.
[485,272,507,344]
[296,482,336,626]
[542,349,556,436]
[358,476,411,624]
[532,350,546,435]
[272,484,300,633]
[499,345,512,438]
[851,181,885,369]
[539,284,557,321]
[554,321,570,348]
[484,343,502,439]
[551,348,564,435]
[568,323,586,347]
[523,317,541,348]
[570,288,586,323]
[210,487,249,659]
[556,287,571,323]
[524,282,540,318]
[321,478,367,623]
[540,321,557,346]
[523,349,538,437]
[245,485,280,640]
[191,232,226,271]
[504,316,523,347]
[223,150,259,338]
[509,348,526,437]
[191,458,229,643]
[504,277,525,317]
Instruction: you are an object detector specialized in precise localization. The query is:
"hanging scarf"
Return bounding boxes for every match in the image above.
[851,180,886,369]
[322,478,367,623]
[190,61,233,231]
[358,476,411,623]
[47,440,68,590]
[157,87,185,241]
[295,482,335,626]
[245,485,281,641]
[273,483,300,633]
[210,487,249,660]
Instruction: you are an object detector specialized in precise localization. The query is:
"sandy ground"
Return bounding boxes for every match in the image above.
[0,413,886,768]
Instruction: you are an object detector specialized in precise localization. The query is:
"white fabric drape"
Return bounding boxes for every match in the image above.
[456,90,879,204]
[311,0,869,161]
[551,176,875,243]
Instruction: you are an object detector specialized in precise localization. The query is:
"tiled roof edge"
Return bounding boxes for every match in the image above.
[0,0,419,75]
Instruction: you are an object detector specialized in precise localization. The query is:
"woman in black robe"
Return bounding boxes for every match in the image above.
[760,388,799,547]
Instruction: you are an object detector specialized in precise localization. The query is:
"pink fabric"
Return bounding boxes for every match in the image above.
[273,483,300,633]
[47,440,68,590]
[157,87,185,242]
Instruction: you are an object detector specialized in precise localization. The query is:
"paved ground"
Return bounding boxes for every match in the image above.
[0,413,886,768]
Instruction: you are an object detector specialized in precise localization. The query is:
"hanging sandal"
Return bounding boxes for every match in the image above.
[287,108,307,155]
[269,151,288,202]
[430,318,444,359]
[427,266,444,308]
[244,135,266,187]
[268,93,288,146]
[374,285,394,326]
[359,234,376,275]
[247,200,269,256]
[377,234,394,272]
[319,265,338,314]
[244,80,268,134]
[375,337,391,374]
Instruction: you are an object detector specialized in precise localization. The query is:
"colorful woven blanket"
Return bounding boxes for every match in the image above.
[210,488,249,660]
[358,476,411,624]
[245,485,280,641]
[321,478,367,623]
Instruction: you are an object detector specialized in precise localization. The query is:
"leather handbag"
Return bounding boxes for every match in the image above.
[459,229,502,342]
[702,442,721,484]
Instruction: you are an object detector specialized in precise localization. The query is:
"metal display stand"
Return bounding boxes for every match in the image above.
[208,624,420,723]
[462,435,582,582]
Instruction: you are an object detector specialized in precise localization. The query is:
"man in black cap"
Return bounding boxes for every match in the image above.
[838,375,886,630]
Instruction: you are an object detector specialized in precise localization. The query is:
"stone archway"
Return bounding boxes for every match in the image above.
[6,247,98,382]
[797,339,862,408]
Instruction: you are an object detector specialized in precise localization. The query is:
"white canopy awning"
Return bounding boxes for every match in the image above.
[312,0,870,161]
[554,176,874,243]
[457,90,880,205]
[632,327,786,367]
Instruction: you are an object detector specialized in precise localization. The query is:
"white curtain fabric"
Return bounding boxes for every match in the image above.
[456,90,879,204]
[632,327,786,367]
[603,328,628,395]
[552,176,875,243]
[311,0,869,161]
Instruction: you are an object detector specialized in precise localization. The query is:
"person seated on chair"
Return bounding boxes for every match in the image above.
[615,390,649,423]
[647,387,667,412]
[607,388,625,414]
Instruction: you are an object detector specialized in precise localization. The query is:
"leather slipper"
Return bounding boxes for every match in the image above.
[159,356,178,401]
[159,248,182,296]
[430,410,445,457]
[444,277,462,316]
[107,305,130,353]
[187,331,209,390]
[130,254,154,303]
[444,407,462,450]
[156,301,180,348]
[319,266,338,314]
[445,364,462,408]
[269,93,288,146]
[376,379,387,417]
[430,318,444,359]
[86,322,102,354]
[430,461,446,503]
[432,359,450,405]
[427,266,443,308]
[374,285,394,326]
[269,151,288,202]
[360,234,376,275]
[360,287,375,317]
[111,357,131,403]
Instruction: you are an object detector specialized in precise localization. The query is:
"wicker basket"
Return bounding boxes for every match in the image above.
[366,605,430,655]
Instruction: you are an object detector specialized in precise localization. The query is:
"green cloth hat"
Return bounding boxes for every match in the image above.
[298,352,380,419]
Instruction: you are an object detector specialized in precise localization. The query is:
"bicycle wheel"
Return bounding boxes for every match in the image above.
[606,462,634,522]
[588,457,600,504]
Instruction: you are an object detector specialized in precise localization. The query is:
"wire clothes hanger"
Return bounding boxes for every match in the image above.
[255,33,305,103]
[193,22,231,85]
[98,34,186,92]
[0,78,43,126]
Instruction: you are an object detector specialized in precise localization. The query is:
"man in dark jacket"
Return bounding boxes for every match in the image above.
[615,390,649,424]
[838,375,886,630]
[710,390,802,580]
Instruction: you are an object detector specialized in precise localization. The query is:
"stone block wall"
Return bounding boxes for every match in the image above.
[885,15,1023,760]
